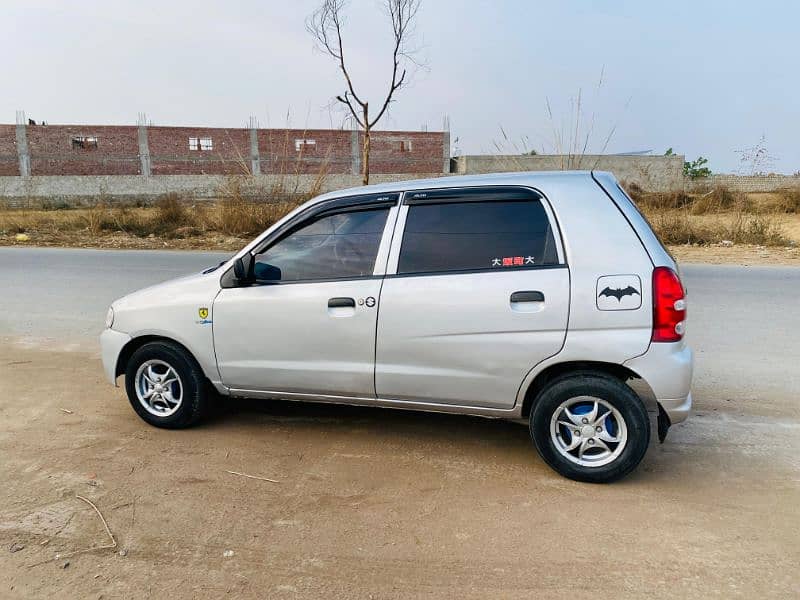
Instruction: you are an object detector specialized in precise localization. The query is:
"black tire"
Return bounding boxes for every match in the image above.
[529,372,650,483]
[124,341,210,429]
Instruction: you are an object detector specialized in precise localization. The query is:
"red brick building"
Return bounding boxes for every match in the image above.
[0,122,448,177]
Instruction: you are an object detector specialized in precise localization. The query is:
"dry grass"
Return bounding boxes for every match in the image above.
[3,181,799,251]
[773,188,800,213]
[645,210,790,246]
[619,182,797,247]
[0,199,303,240]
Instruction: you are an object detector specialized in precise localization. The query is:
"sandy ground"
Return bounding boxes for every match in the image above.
[1,339,798,599]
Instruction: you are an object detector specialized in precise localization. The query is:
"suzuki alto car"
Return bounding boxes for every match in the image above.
[101,171,693,482]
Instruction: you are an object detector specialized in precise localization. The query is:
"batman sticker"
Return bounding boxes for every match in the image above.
[596,275,642,311]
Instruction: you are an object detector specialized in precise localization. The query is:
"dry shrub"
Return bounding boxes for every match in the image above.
[155,193,193,229]
[215,196,299,236]
[649,210,789,246]
[728,213,789,245]
[623,182,693,211]
[84,201,111,235]
[773,188,800,213]
[689,187,742,215]
[214,176,302,236]
[106,205,153,237]
[625,182,757,214]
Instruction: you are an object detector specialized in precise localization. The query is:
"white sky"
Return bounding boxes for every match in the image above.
[2,0,798,173]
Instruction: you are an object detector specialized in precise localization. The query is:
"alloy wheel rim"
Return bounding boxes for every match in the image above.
[135,359,183,418]
[549,396,628,467]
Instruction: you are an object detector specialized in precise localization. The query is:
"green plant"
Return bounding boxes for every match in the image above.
[684,156,711,179]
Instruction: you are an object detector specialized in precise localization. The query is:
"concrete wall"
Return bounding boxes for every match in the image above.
[685,174,800,193]
[0,173,446,207]
[452,154,686,190]
[2,155,798,208]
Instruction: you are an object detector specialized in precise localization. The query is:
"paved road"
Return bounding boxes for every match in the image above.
[0,247,229,343]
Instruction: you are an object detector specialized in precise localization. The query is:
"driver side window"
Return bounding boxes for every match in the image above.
[254,207,390,282]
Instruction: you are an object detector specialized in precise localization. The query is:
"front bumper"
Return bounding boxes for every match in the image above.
[100,328,131,386]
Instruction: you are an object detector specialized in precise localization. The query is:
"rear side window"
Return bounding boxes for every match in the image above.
[398,196,559,275]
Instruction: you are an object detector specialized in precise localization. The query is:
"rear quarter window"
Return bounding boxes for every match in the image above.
[398,198,559,274]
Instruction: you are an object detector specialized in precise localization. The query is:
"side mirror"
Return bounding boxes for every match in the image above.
[233,254,254,284]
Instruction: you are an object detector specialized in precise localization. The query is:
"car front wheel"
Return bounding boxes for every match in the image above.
[124,341,210,429]
[530,373,650,483]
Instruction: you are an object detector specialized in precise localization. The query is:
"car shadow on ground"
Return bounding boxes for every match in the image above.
[201,395,674,485]
[208,395,534,454]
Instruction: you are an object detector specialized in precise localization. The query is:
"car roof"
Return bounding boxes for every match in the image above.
[312,170,613,204]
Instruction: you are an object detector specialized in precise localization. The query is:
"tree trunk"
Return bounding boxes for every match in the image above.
[362,104,370,185]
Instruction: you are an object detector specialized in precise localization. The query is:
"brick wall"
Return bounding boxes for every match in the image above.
[0,123,447,177]
[148,126,251,175]
[367,131,445,174]
[26,125,141,175]
[259,129,353,174]
[0,125,19,176]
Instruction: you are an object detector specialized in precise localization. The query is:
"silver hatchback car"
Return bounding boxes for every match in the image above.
[101,171,692,482]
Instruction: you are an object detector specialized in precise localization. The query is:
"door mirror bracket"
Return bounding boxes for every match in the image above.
[233,254,254,285]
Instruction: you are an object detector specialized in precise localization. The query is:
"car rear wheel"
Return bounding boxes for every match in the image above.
[530,373,650,483]
[124,341,210,429]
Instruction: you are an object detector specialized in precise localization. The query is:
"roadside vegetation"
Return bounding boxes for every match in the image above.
[1,182,799,251]
[624,183,799,247]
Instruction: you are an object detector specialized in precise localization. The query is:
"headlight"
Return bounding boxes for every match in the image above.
[105,306,115,329]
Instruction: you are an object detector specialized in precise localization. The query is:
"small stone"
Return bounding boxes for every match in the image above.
[62,561,70,569]
[148,233,155,239]
[9,542,25,553]
[223,549,234,558]
[720,240,733,247]
[118,548,128,557]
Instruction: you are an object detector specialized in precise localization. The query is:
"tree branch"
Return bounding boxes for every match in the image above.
[306,0,367,108]
[336,93,365,128]
[307,0,422,183]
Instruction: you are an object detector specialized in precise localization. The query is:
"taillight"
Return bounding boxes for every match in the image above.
[652,266,686,343]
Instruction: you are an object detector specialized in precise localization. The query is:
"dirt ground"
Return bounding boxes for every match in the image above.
[1,341,798,599]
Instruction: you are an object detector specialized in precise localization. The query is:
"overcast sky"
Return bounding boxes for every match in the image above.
[3,1,798,173]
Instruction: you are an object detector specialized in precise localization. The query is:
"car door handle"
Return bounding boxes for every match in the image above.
[328,297,356,308]
[510,291,545,303]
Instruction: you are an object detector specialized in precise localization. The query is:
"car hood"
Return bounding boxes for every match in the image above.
[112,269,223,313]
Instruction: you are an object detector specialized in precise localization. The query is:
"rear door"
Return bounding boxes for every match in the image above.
[375,187,569,409]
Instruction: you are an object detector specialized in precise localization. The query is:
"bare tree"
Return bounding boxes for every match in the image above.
[307,0,421,185]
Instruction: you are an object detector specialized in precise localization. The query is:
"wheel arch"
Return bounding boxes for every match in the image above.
[519,360,657,419]
[115,334,206,380]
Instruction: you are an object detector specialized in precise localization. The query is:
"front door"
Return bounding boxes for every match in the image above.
[375,187,569,409]
[213,200,396,397]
